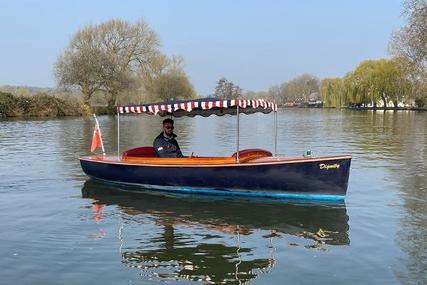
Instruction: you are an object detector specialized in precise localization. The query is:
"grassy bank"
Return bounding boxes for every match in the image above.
[0,91,111,118]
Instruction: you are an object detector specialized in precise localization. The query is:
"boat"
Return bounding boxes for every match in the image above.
[80,98,351,201]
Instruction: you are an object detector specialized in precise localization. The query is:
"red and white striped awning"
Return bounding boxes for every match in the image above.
[117,98,277,117]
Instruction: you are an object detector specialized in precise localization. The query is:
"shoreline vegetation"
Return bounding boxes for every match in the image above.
[1,90,426,119]
[0,91,112,118]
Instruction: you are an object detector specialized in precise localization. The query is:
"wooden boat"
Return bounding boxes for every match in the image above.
[80,98,351,201]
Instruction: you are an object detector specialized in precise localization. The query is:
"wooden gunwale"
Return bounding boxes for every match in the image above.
[80,155,352,168]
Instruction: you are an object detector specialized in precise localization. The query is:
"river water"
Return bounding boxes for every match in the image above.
[0,109,425,284]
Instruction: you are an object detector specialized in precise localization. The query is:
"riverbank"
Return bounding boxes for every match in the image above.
[2,90,427,119]
[344,106,427,111]
[281,104,427,111]
[0,91,112,118]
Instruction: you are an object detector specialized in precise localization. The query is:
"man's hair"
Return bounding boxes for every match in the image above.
[162,118,174,125]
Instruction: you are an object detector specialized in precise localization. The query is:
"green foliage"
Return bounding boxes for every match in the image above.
[140,56,197,102]
[321,58,412,107]
[320,78,345,107]
[150,71,196,101]
[0,91,90,118]
[0,92,19,117]
[415,98,426,107]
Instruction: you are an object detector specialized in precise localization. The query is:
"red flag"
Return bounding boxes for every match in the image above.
[90,125,102,152]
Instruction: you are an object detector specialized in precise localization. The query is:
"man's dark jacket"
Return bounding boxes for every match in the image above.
[153,132,184,158]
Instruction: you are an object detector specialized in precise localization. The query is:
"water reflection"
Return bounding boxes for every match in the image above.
[2,109,427,284]
[82,179,349,283]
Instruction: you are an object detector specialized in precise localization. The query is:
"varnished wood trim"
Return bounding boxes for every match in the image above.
[80,155,352,168]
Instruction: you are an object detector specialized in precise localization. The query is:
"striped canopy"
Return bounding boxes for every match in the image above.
[117,98,277,117]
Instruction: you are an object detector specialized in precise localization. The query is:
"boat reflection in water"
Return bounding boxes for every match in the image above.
[82,180,350,284]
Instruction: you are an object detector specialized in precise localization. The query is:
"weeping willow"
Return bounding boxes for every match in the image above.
[321,58,412,108]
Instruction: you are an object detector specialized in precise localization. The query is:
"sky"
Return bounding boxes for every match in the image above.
[0,0,405,95]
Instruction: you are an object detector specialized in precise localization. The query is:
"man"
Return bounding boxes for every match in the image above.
[153,118,184,158]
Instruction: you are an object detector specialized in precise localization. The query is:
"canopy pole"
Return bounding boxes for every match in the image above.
[117,110,120,160]
[274,110,277,156]
[236,102,240,163]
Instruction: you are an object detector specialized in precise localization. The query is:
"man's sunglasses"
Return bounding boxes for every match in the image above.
[164,126,174,130]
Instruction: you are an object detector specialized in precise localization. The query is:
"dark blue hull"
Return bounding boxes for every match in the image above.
[80,156,351,201]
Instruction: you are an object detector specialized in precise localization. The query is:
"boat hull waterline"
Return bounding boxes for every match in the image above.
[80,155,351,201]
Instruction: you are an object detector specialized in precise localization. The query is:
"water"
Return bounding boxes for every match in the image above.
[0,109,425,284]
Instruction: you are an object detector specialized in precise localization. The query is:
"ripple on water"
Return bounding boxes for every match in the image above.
[0,110,426,284]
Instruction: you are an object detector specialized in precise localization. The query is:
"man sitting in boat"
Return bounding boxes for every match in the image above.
[153,118,184,158]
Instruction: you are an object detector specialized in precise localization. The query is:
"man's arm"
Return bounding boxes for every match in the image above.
[176,145,184,158]
[173,138,184,158]
[154,137,178,158]
[153,137,166,157]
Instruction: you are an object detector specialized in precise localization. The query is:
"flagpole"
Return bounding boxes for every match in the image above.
[274,105,277,156]
[236,101,240,163]
[93,114,105,155]
[117,110,120,160]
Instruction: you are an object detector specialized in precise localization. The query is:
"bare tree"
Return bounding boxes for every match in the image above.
[391,0,427,68]
[55,19,160,107]
[213,78,242,99]
[55,38,105,105]
[280,74,319,103]
[390,0,427,104]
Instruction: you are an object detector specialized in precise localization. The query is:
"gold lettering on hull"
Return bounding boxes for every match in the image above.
[319,163,340,170]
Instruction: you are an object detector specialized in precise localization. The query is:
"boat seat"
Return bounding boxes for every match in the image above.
[232,148,273,163]
[122,146,157,158]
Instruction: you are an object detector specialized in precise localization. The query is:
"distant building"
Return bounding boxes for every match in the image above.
[283,102,296,107]
[307,92,323,107]
[282,92,323,107]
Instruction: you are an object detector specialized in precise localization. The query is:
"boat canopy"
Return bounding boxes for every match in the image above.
[117,98,277,117]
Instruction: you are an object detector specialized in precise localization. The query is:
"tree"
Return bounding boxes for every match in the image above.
[280,74,319,103]
[320,78,345,107]
[391,0,427,69]
[149,72,195,101]
[390,0,427,105]
[55,43,105,105]
[213,78,242,99]
[267,85,281,102]
[344,60,380,106]
[343,59,411,107]
[383,57,413,107]
[55,19,160,107]
[140,55,196,101]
